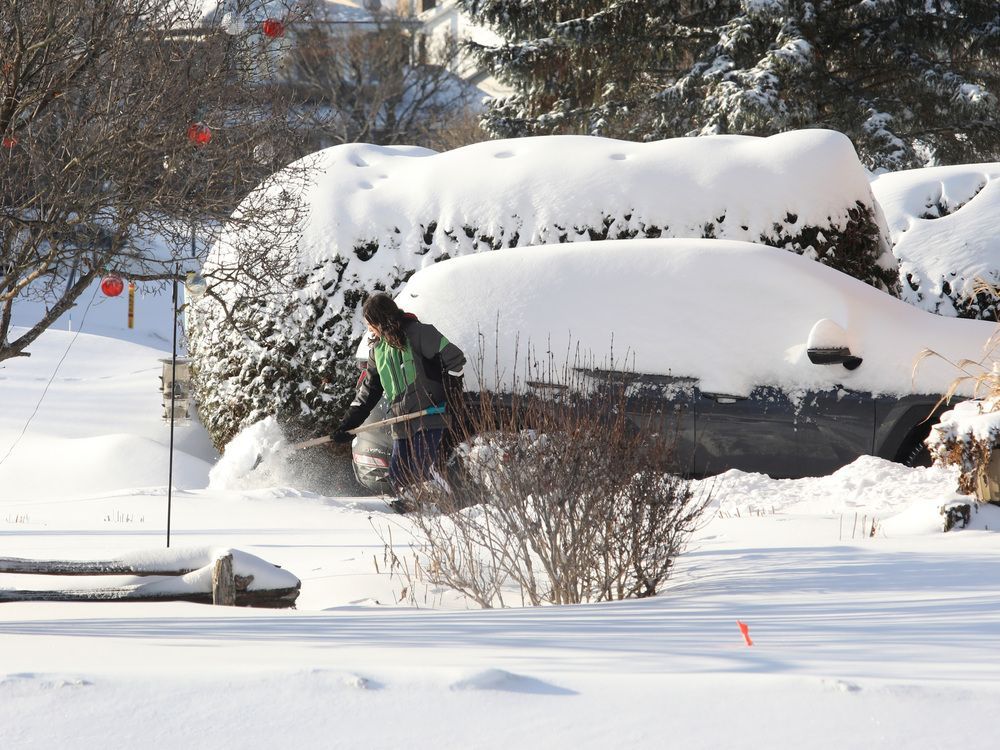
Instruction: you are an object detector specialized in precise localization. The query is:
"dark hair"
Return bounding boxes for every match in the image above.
[363,292,407,350]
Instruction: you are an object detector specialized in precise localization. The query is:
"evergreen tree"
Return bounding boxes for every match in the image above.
[656,0,1000,170]
[456,0,680,138]
[464,0,1000,169]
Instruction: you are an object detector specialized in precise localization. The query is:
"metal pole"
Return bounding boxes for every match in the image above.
[166,263,178,548]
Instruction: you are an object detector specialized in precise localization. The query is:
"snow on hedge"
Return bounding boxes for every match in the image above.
[871,162,1000,319]
[930,399,1000,447]
[190,130,898,448]
[398,239,995,398]
[292,129,895,283]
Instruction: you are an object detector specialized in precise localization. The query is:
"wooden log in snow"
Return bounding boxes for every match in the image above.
[0,557,200,577]
[0,552,300,608]
[0,583,301,608]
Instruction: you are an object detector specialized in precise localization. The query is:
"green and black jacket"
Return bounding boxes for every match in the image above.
[340,314,466,439]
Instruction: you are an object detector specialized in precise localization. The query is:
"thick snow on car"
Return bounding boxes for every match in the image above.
[351,238,995,491]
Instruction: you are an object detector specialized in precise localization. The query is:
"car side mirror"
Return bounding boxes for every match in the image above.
[807,347,863,370]
[806,318,862,370]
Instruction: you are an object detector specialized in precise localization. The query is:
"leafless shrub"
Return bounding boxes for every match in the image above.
[424,106,491,152]
[403,353,709,608]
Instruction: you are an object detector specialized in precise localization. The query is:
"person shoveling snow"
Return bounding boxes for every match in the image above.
[329,293,465,504]
[208,294,464,495]
[207,404,453,493]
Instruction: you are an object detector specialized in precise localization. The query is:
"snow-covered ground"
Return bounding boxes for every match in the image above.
[4,144,1000,746]
[3,275,1000,749]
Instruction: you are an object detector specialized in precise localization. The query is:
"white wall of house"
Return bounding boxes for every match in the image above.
[296,2,509,99]
[406,0,513,99]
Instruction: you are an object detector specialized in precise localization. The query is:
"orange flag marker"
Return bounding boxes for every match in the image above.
[737,620,753,646]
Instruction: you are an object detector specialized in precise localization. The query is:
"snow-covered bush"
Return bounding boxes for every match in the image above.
[920,322,1000,502]
[188,129,897,449]
[927,398,1000,502]
[871,163,1000,321]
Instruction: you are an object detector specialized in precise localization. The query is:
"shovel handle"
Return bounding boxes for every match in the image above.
[292,434,335,450]
[291,404,446,450]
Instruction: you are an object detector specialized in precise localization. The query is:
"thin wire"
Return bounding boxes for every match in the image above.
[0,283,101,468]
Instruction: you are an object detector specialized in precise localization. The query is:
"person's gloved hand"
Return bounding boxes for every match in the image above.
[444,372,464,407]
[331,429,354,444]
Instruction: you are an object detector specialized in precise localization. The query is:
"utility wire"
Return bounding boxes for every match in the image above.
[0,283,101,469]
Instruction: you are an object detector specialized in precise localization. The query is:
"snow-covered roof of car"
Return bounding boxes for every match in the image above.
[396,238,996,398]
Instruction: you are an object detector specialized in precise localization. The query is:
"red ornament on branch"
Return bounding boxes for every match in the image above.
[101,275,125,297]
[187,122,212,146]
[262,18,285,39]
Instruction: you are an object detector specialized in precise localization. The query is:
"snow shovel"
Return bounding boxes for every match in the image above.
[290,404,447,450]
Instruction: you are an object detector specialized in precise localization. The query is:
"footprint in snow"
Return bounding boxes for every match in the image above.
[307,669,382,691]
[343,673,381,691]
[450,669,576,696]
[823,678,861,693]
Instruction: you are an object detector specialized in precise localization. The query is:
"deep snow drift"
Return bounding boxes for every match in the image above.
[872,162,1000,318]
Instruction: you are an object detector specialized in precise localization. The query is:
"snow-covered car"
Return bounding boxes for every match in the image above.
[350,238,995,492]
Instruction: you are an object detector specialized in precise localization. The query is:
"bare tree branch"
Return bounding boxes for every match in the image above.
[0,0,314,362]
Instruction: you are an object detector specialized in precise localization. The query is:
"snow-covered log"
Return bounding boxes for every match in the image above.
[0,548,300,608]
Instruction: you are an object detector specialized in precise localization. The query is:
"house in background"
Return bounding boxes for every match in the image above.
[189,1,496,147]
[201,2,509,99]
[396,0,513,99]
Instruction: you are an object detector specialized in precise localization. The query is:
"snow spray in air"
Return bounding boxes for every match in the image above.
[207,417,289,490]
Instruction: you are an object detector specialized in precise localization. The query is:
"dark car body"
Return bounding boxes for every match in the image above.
[350,375,947,494]
[623,374,945,478]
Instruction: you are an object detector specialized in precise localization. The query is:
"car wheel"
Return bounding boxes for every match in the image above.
[899,432,932,468]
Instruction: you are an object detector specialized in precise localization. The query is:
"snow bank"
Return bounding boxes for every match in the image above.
[706,455,962,520]
[0,434,211,500]
[0,326,216,499]
[880,496,1000,535]
[705,454,999,536]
